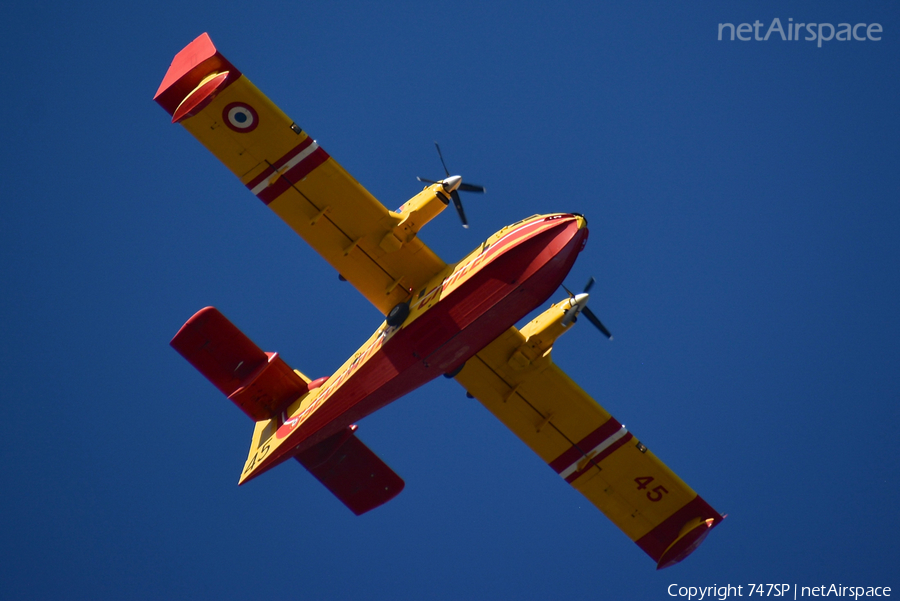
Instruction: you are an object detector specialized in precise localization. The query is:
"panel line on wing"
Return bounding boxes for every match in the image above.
[277,172,407,296]
[467,350,640,483]
[249,149,408,295]
[466,352,605,476]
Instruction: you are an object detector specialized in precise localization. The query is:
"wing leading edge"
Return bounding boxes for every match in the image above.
[455,326,723,569]
[155,33,446,315]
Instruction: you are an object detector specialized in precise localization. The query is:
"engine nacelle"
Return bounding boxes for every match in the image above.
[507,297,579,370]
[379,183,450,252]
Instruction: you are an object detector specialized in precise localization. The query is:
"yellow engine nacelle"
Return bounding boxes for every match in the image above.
[507,298,578,370]
[379,184,450,252]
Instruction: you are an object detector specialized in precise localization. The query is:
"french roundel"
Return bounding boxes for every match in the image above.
[223,102,259,132]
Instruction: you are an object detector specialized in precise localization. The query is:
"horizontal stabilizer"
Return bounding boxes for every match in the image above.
[171,307,308,420]
[295,426,404,515]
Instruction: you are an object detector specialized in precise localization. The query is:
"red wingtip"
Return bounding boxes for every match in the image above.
[636,495,724,569]
[655,518,719,570]
[155,33,217,100]
[154,33,241,118]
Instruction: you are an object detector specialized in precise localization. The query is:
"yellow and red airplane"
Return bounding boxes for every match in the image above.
[157,33,723,569]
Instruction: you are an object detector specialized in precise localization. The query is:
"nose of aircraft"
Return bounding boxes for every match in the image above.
[571,213,588,229]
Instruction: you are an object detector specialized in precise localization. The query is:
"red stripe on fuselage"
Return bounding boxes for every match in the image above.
[478,217,564,266]
[414,215,577,312]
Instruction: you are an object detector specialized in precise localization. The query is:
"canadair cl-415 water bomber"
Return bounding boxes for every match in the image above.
[156,33,723,569]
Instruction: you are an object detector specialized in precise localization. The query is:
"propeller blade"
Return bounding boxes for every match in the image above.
[434,142,450,177]
[458,183,486,193]
[582,307,613,339]
[450,190,469,229]
[450,190,468,228]
[420,142,482,227]
[583,277,595,293]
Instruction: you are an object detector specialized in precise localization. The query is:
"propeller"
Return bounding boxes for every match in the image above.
[417,142,485,228]
[561,277,613,339]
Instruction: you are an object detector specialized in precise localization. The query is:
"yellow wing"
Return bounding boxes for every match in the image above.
[155,34,445,315]
[455,316,723,569]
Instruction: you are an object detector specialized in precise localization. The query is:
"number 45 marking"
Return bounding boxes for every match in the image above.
[634,476,668,502]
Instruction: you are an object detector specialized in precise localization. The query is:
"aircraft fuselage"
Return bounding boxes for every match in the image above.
[242,213,588,481]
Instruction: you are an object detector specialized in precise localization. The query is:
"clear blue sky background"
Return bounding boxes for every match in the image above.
[1,1,897,599]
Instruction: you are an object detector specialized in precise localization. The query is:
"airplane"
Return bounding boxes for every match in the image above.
[156,33,723,570]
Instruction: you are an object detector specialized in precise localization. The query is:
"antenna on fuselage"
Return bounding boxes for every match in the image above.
[416,142,485,228]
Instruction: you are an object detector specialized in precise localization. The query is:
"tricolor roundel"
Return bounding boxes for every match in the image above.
[223,102,259,132]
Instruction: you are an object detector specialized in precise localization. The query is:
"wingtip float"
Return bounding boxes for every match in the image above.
[155,33,240,124]
[158,33,723,567]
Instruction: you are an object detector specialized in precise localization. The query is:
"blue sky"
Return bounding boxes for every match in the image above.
[1,1,897,599]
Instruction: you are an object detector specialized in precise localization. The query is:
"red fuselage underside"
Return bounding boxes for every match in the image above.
[252,215,588,478]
